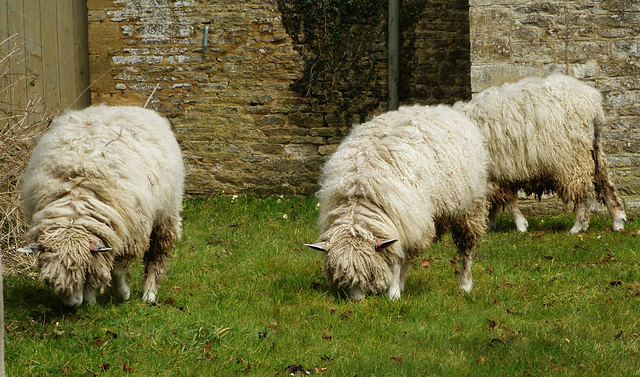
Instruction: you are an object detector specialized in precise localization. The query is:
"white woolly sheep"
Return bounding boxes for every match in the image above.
[19,105,184,308]
[306,105,489,300]
[457,74,626,234]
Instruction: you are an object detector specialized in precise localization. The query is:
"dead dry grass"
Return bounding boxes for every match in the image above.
[0,35,53,276]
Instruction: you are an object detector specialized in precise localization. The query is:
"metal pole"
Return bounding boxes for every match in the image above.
[388,0,400,110]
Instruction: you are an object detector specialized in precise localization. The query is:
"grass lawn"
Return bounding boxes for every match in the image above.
[4,196,640,376]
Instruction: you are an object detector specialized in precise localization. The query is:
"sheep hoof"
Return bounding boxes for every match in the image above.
[110,279,131,301]
[387,287,401,300]
[115,285,130,302]
[515,218,528,233]
[83,287,97,306]
[569,225,583,234]
[459,279,473,293]
[613,216,626,231]
[142,291,157,303]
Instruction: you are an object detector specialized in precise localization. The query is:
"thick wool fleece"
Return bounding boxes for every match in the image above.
[457,74,625,232]
[21,105,184,296]
[459,74,607,203]
[316,105,489,295]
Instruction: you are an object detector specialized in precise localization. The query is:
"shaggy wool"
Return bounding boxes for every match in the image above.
[313,105,489,299]
[21,104,184,305]
[457,74,626,232]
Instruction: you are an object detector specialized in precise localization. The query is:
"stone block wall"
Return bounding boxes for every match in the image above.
[400,0,471,105]
[86,0,472,197]
[88,0,322,196]
[469,0,640,215]
[86,0,639,215]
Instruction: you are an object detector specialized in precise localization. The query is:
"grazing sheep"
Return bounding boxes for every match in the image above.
[306,105,489,300]
[19,105,184,308]
[457,74,626,233]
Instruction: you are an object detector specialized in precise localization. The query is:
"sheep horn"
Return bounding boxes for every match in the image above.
[304,242,327,252]
[16,244,41,253]
[375,238,398,250]
[90,242,112,253]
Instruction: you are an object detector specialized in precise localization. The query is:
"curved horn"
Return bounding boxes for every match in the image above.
[375,238,398,250]
[17,244,41,254]
[305,242,327,252]
[90,242,112,253]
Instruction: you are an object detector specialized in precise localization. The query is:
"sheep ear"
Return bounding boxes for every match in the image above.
[375,238,398,250]
[305,242,327,253]
[17,244,41,254]
[90,242,112,253]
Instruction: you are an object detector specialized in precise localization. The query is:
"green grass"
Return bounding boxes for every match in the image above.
[5,196,640,376]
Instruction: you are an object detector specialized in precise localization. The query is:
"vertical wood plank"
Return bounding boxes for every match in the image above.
[0,0,8,41]
[7,0,26,114]
[57,0,76,111]
[72,0,90,109]
[0,0,11,126]
[40,0,58,113]
[23,0,44,125]
[1,0,91,124]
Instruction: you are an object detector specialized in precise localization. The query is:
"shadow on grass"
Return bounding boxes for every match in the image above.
[4,276,76,322]
[491,213,578,233]
[4,275,139,323]
[493,213,629,234]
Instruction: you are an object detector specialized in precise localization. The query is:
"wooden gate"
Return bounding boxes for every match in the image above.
[0,0,90,127]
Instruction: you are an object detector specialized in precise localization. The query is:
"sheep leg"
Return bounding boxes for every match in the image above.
[142,225,175,303]
[83,286,97,306]
[506,199,529,232]
[594,148,626,231]
[387,260,411,300]
[570,199,591,234]
[487,204,498,231]
[399,261,410,294]
[603,190,627,231]
[457,248,473,292]
[387,262,402,300]
[604,195,626,232]
[111,263,130,301]
[452,201,487,292]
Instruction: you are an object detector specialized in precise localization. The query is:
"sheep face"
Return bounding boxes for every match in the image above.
[307,225,398,300]
[33,227,114,308]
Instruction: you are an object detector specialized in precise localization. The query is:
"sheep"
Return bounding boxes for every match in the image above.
[18,105,184,308]
[456,74,626,234]
[306,105,489,300]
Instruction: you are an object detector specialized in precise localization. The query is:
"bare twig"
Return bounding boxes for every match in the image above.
[144,83,160,108]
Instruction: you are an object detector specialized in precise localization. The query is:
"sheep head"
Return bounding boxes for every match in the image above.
[306,224,398,300]
[22,226,114,308]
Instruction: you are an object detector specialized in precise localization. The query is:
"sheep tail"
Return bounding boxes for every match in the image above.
[592,117,607,202]
[591,117,624,211]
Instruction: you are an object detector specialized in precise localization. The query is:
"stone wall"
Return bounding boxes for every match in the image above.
[469,0,640,215]
[86,0,639,214]
[400,0,471,105]
[88,0,325,196]
[86,0,471,197]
